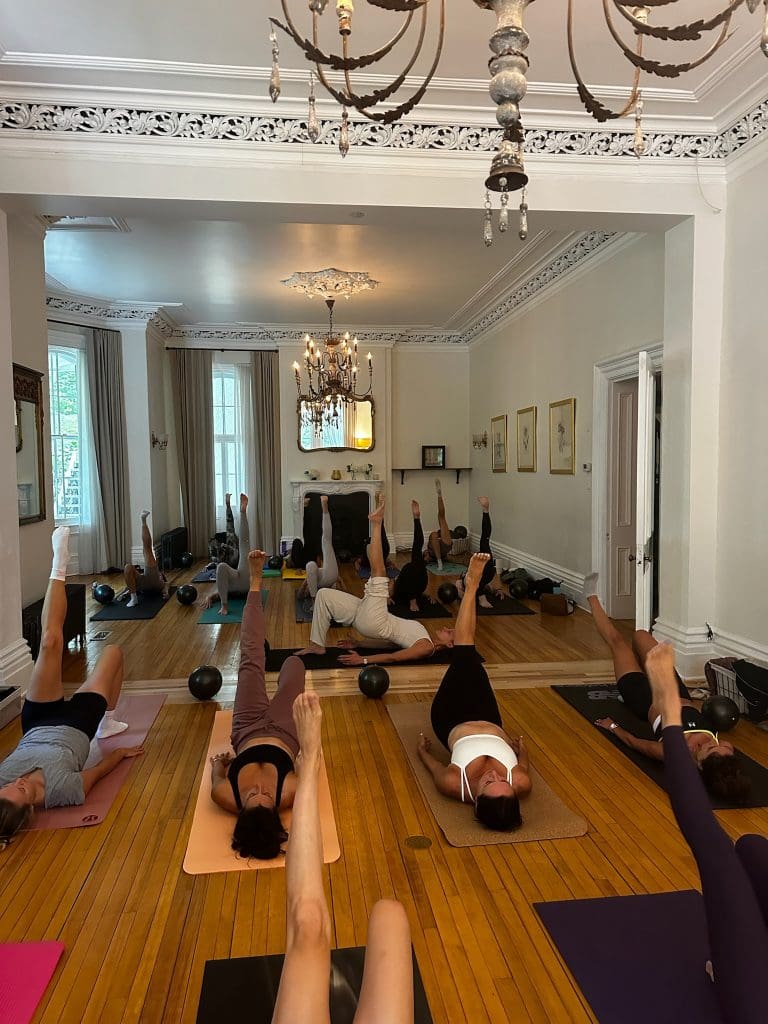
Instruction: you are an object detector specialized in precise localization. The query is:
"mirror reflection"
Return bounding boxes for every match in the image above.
[14,364,46,525]
[298,397,374,452]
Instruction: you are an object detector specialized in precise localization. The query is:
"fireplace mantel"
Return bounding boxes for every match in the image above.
[289,479,382,537]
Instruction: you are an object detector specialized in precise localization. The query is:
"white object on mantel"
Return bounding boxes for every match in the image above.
[290,479,382,534]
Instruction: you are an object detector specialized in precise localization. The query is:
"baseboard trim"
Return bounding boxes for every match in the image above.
[0,637,34,692]
[710,627,768,667]
[470,533,586,602]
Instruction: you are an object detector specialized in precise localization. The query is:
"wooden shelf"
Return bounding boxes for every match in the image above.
[392,467,471,485]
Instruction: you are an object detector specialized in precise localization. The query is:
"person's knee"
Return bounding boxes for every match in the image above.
[103,644,124,671]
[39,631,64,659]
[288,897,332,950]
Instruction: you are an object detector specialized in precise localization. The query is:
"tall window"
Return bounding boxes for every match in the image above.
[48,347,82,523]
[213,364,243,521]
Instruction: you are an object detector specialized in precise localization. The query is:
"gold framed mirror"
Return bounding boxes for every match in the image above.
[297,397,375,453]
[14,363,46,525]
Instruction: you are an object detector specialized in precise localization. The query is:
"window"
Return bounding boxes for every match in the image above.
[48,346,82,523]
[213,364,244,522]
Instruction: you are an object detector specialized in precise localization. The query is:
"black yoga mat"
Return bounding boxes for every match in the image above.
[90,588,176,621]
[390,596,451,620]
[553,683,768,809]
[294,593,345,625]
[535,891,722,1024]
[477,596,534,616]
[196,946,433,1024]
[266,646,470,672]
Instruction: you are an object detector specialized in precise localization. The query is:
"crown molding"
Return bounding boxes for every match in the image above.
[45,289,182,329]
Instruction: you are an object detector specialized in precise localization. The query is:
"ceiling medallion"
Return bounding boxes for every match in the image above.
[281,267,379,300]
[268,1,768,245]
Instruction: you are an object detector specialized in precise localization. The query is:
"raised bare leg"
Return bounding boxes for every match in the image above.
[27,529,71,704]
[587,582,642,680]
[454,553,490,646]
[633,629,659,669]
[77,645,125,711]
[140,510,157,569]
[367,494,387,579]
[354,900,414,1024]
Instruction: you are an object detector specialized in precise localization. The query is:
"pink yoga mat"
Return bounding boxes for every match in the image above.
[27,693,166,831]
[0,942,65,1024]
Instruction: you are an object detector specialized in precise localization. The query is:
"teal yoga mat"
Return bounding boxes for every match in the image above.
[197,591,267,624]
[426,561,466,576]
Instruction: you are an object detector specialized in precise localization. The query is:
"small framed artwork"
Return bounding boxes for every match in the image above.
[490,415,508,473]
[516,406,537,472]
[421,445,446,469]
[549,398,576,474]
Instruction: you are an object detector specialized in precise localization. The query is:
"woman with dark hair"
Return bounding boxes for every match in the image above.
[210,548,306,860]
[646,642,768,1024]
[584,574,751,805]
[417,552,532,831]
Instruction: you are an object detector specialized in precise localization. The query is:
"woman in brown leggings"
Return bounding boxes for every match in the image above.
[209,549,306,859]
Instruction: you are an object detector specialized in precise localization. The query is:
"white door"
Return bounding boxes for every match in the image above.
[635,350,656,629]
[608,379,638,619]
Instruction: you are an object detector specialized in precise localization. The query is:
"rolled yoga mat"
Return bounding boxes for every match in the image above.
[197,590,267,624]
[388,702,588,847]
[25,694,166,831]
[183,709,340,875]
[90,588,176,621]
[552,683,768,809]
[534,891,722,1024]
[196,946,433,1024]
[266,645,468,673]
[0,941,65,1024]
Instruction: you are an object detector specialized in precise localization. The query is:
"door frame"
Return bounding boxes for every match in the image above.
[592,343,663,614]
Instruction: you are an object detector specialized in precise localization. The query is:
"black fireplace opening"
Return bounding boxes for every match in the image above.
[302,492,371,561]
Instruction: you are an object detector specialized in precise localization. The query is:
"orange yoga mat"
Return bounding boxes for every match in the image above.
[183,710,340,875]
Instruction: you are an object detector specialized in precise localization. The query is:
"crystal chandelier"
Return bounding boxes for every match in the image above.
[268,1,768,245]
[291,297,373,432]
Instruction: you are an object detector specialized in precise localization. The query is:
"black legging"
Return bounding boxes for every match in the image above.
[291,501,321,569]
[430,645,502,748]
[662,725,768,1024]
[460,511,496,593]
[360,523,390,568]
[392,517,428,604]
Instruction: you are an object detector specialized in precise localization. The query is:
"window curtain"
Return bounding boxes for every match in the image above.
[85,328,130,570]
[170,349,215,556]
[235,361,256,528]
[250,350,282,553]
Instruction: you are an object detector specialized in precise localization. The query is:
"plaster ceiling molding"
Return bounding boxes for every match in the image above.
[170,323,464,347]
[45,290,180,327]
[6,97,768,163]
[38,214,130,232]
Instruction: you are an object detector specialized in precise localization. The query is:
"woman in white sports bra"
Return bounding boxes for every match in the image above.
[417,553,532,831]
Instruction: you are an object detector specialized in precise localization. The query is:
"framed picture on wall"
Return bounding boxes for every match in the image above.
[491,415,508,473]
[516,406,537,472]
[421,445,446,469]
[549,398,576,474]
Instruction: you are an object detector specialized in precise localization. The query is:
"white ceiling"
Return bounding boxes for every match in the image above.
[0,0,765,125]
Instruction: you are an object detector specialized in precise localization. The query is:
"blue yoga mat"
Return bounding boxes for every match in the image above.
[535,891,722,1024]
[197,591,267,624]
[426,561,466,576]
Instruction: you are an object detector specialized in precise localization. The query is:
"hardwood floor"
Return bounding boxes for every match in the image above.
[6,560,755,1023]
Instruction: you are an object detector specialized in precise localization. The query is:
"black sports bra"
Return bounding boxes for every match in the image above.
[228,744,295,810]
[652,705,708,740]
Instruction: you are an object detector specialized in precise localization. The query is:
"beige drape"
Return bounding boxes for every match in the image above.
[170,349,215,556]
[250,350,282,553]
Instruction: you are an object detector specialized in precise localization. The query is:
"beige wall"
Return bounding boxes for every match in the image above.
[469,234,665,577]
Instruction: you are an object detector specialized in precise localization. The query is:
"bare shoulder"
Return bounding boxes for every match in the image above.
[279,771,298,810]
[211,779,238,814]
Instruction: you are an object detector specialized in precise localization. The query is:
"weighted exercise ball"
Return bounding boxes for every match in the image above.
[176,584,198,606]
[437,582,459,605]
[180,551,194,569]
[188,665,222,701]
[358,665,390,699]
[509,577,529,599]
[267,554,284,570]
[93,583,115,605]
[702,695,740,733]
[451,525,468,539]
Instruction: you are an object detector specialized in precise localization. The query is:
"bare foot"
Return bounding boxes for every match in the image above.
[477,496,490,512]
[411,500,420,518]
[218,604,229,616]
[293,692,323,769]
[295,644,327,657]
[368,494,386,524]
[240,493,248,513]
[248,549,267,585]
[320,495,329,510]
[465,552,491,589]
[645,643,682,714]
[409,598,419,613]
[225,492,232,506]
[478,594,493,609]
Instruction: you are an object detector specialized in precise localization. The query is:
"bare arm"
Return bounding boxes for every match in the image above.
[596,718,664,760]
[510,735,533,797]
[80,745,144,796]
[339,638,435,666]
[417,736,462,799]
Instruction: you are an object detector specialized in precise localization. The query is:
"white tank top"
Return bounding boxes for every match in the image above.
[450,734,518,802]
[385,614,434,653]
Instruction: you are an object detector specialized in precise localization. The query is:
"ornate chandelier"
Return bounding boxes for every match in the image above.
[290,296,374,433]
[268,1,768,245]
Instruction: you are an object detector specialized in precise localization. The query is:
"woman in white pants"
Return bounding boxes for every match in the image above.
[296,495,454,667]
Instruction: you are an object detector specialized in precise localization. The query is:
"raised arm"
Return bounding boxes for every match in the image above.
[80,745,144,795]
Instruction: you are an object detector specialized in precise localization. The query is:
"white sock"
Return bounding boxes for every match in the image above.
[96,711,128,739]
[50,526,71,581]
[437,559,443,571]
[127,593,139,608]
[583,572,599,600]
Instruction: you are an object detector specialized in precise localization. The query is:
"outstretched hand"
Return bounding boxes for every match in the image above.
[594,718,616,731]
[338,652,364,666]
[417,732,432,756]
[335,636,357,649]
[117,745,145,759]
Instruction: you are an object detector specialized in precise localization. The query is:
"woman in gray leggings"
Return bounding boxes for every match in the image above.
[202,493,252,616]
[297,495,339,601]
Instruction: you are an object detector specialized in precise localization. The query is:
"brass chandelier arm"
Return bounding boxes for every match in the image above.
[602,1,732,78]
[613,0,748,43]
[568,0,641,121]
[367,0,428,10]
[271,4,413,71]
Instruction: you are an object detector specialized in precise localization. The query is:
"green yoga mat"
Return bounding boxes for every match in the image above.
[426,561,466,576]
[197,591,267,624]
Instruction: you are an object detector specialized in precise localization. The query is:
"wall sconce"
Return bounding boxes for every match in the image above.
[151,431,169,451]
[472,431,488,450]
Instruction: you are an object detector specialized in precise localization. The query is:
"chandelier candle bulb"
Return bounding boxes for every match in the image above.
[268,28,281,103]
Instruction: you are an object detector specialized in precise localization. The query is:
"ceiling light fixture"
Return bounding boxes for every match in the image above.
[281,266,379,299]
[268,1,768,245]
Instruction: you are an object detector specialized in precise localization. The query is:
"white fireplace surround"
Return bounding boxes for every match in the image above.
[288,479,382,540]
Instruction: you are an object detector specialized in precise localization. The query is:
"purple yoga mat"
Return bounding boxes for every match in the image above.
[0,941,64,1024]
[26,693,166,831]
[535,891,723,1024]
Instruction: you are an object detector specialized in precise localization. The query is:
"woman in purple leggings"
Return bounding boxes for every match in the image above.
[646,642,768,1024]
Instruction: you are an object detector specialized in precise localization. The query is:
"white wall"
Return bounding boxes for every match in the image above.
[469,234,665,581]
[715,150,768,659]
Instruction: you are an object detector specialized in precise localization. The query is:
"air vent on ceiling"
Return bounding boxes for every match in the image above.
[39,216,131,233]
